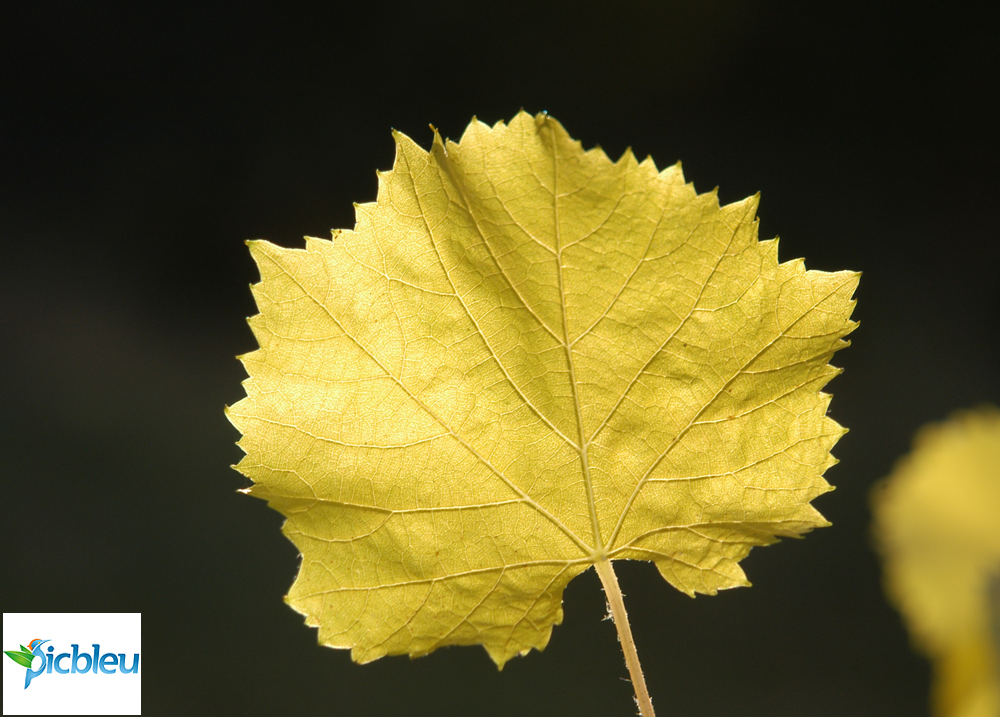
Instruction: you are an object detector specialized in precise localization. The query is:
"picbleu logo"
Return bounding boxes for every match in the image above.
[4,638,139,689]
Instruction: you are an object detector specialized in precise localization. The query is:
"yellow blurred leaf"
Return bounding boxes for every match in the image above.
[227,112,858,667]
[873,407,1000,717]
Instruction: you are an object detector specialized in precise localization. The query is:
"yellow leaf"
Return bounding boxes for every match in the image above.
[873,407,1000,717]
[227,112,859,667]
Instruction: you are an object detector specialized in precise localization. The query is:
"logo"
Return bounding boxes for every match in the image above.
[4,639,139,689]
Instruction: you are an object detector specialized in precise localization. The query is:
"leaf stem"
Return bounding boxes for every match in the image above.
[595,559,655,717]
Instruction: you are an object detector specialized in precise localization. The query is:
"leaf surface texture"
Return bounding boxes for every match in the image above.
[228,112,858,666]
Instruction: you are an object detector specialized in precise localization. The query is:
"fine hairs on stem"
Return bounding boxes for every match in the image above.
[595,559,655,717]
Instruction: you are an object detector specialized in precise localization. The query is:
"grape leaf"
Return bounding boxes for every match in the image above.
[873,407,1000,717]
[227,112,858,667]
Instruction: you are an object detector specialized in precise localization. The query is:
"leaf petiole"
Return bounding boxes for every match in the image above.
[595,559,655,717]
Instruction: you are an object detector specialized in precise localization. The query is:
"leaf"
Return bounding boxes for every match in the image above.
[4,650,35,669]
[873,407,1000,717]
[227,112,858,667]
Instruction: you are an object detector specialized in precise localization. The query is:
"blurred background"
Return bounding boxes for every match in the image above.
[1,2,997,715]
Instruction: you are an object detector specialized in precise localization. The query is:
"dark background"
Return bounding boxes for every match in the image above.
[2,2,997,715]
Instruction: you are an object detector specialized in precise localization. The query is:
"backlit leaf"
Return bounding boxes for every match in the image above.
[873,407,1000,717]
[227,112,858,667]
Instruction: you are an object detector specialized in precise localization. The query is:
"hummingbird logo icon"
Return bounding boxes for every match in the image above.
[4,639,49,688]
